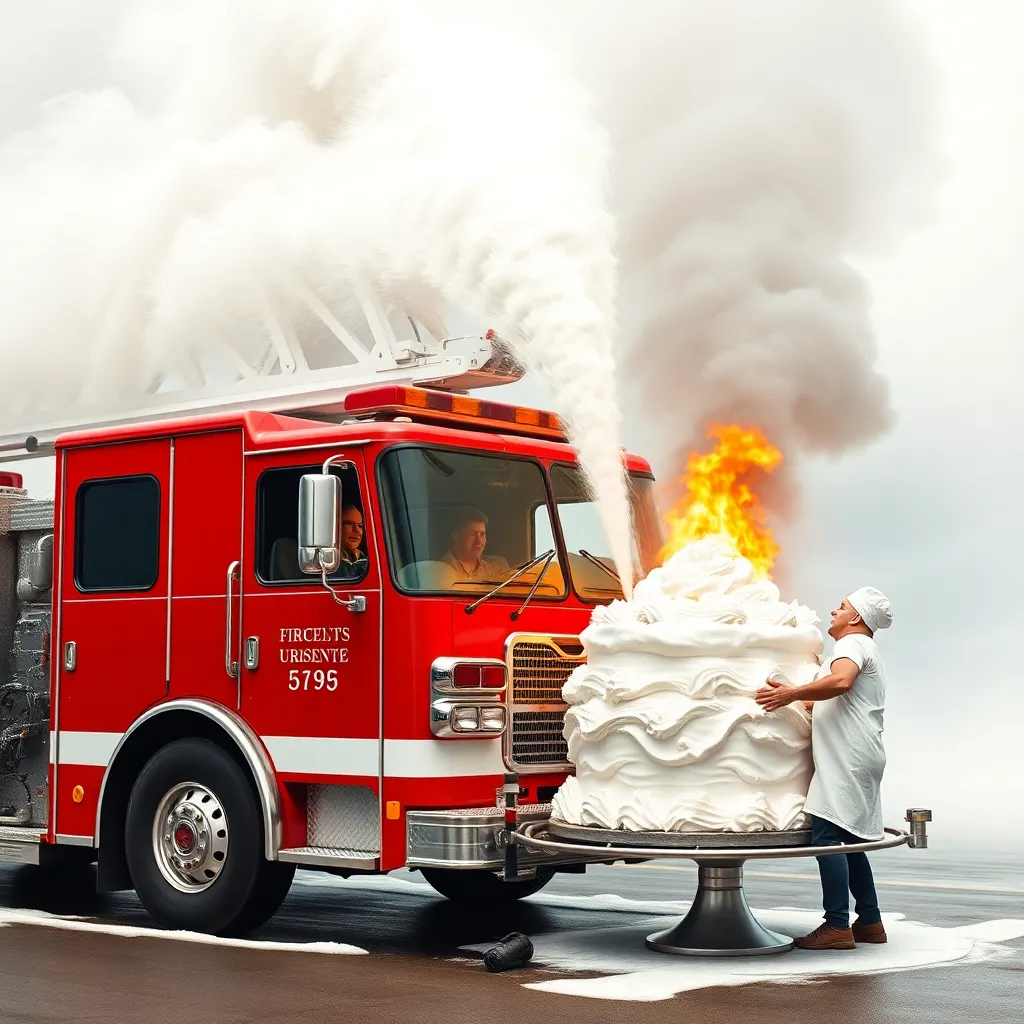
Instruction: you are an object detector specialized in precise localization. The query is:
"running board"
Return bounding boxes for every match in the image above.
[277,846,378,872]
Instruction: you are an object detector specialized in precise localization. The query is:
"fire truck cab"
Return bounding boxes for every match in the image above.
[0,329,662,935]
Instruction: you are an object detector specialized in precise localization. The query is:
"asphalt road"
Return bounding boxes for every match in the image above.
[0,840,1020,1023]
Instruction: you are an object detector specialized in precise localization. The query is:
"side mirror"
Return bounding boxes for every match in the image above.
[298,474,341,574]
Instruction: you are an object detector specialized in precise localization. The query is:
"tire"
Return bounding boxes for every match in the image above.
[125,737,269,935]
[421,867,554,904]
[234,859,295,933]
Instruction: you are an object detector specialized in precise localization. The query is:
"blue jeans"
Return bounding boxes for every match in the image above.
[810,815,882,930]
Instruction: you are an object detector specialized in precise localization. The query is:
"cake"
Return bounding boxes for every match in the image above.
[551,536,823,833]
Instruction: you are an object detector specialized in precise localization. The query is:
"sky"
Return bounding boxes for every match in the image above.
[2,1,1022,845]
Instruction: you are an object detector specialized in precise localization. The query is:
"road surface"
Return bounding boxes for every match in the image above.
[0,838,1019,1022]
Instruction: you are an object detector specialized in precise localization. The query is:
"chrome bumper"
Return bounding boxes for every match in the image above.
[406,803,562,874]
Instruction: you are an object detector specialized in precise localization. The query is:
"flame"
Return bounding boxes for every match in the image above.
[660,424,782,576]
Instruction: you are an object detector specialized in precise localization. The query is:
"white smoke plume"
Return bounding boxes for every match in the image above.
[0,0,636,591]
[486,0,940,529]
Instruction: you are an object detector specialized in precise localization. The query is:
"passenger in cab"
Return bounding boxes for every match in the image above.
[340,504,367,564]
[441,507,510,582]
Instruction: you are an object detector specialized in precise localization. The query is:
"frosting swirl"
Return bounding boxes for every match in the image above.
[551,535,823,833]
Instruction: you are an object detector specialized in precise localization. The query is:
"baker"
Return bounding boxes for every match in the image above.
[755,585,893,951]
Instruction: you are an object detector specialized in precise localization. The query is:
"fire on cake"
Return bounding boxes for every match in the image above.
[550,534,823,834]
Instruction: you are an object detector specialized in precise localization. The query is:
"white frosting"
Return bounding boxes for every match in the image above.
[551,536,823,833]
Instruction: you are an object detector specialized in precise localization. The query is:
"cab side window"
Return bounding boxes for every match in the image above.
[256,464,368,585]
[75,475,161,592]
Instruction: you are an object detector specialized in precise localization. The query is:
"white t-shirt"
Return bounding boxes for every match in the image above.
[802,633,887,840]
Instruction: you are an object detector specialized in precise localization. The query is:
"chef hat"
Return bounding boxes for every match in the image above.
[847,586,893,633]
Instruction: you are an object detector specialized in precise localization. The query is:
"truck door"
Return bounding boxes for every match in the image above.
[239,450,382,853]
[55,438,171,839]
[166,429,245,708]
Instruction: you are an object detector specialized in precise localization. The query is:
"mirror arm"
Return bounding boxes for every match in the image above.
[321,455,353,474]
[319,558,367,613]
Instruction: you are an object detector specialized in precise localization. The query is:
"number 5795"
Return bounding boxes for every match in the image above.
[288,669,338,691]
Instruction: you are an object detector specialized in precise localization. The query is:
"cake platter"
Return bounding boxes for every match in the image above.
[548,818,812,848]
[509,809,933,957]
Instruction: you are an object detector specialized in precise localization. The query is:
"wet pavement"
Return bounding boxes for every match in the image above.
[0,841,1020,1022]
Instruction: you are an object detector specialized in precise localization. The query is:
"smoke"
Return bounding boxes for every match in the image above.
[0,0,636,591]
[485,0,940,536]
[0,1,939,586]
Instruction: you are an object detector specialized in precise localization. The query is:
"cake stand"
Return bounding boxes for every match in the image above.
[509,809,932,957]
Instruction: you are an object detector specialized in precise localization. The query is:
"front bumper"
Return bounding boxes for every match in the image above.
[406,803,577,875]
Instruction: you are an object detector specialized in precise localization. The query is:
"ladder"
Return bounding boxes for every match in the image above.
[0,285,524,463]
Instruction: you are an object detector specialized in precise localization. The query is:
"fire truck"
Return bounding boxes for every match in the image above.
[0,294,663,935]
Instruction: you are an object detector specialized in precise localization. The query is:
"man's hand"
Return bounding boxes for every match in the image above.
[755,678,798,712]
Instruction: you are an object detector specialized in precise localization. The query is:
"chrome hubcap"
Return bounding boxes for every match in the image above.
[152,783,229,893]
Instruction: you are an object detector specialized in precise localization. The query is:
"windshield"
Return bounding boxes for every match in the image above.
[378,447,567,599]
[536,463,663,601]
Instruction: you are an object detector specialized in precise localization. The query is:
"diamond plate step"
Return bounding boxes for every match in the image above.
[277,846,378,871]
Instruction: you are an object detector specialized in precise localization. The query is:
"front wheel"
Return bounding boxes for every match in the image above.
[421,867,554,904]
[125,738,275,935]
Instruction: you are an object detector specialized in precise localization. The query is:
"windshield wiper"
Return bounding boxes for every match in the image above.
[578,549,623,587]
[510,548,557,621]
[464,549,557,615]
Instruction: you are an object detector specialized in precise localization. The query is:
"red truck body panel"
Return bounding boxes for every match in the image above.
[40,402,652,873]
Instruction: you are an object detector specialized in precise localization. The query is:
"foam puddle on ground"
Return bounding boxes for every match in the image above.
[0,908,366,955]
[2,872,1020,999]
[460,907,1024,1002]
[294,873,1024,999]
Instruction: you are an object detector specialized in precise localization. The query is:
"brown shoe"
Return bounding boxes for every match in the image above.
[852,920,887,944]
[793,923,856,950]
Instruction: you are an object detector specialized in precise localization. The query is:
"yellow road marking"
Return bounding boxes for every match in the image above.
[617,861,1024,895]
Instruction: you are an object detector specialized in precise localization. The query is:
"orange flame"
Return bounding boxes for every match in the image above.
[660,424,782,576]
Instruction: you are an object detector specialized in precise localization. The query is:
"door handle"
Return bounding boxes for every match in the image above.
[244,636,259,670]
[225,561,240,679]
[63,641,77,672]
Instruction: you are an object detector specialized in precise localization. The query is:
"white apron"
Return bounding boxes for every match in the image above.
[802,633,887,841]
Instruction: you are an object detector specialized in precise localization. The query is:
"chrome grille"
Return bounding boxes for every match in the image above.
[511,642,581,702]
[511,710,569,765]
[505,635,584,771]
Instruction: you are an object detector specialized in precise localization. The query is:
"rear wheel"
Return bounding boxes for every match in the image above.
[421,867,554,904]
[125,738,278,935]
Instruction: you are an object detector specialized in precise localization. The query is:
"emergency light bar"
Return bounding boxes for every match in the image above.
[342,385,567,442]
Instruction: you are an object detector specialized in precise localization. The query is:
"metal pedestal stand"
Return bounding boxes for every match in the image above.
[512,810,932,958]
[646,860,793,955]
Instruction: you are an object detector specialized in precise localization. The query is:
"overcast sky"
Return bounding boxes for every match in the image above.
[3,2,1021,844]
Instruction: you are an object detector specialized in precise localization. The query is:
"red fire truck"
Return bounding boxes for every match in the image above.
[0,323,663,935]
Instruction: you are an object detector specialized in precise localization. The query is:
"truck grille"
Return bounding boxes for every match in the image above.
[505,636,584,771]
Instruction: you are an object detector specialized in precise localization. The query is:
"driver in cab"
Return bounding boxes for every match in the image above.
[441,507,510,583]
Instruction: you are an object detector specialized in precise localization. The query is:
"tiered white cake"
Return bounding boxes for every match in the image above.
[551,537,823,833]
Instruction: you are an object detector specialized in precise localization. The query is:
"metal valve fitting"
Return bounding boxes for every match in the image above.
[905,808,932,849]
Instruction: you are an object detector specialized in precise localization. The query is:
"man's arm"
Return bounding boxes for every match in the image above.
[755,658,860,712]
[794,659,859,700]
